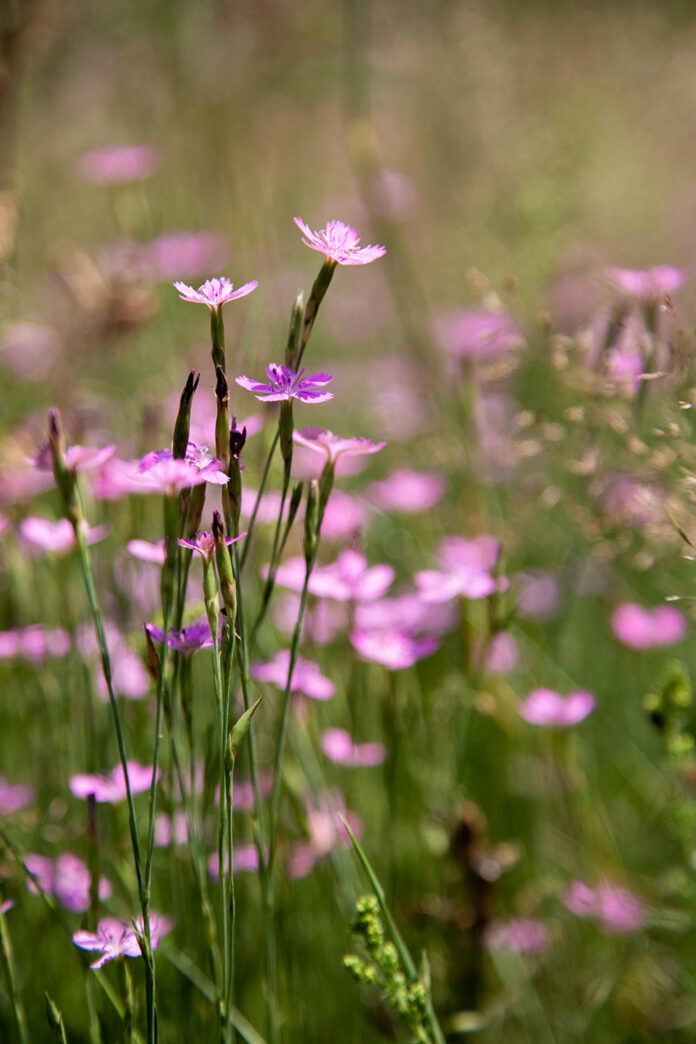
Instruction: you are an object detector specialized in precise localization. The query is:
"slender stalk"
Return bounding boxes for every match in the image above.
[0,905,28,1044]
[238,431,279,572]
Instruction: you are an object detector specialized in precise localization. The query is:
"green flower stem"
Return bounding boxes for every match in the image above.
[238,430,280,573]
[211,307,226,373]
[296,259,336,369]
[0,904,28,1044]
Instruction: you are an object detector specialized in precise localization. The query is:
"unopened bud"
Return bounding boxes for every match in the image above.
[228,696,263,763]
[213,509,237,621]
[46,408,77,525]
[229,417,247,459]
[143,625,161,683]
[172,370,200,459]
[215,366,230,469]
[285,291,304,369]
[304,479,319,563]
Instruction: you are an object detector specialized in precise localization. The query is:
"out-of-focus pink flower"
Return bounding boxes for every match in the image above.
[321,728,387,767]
[598,474,664,529]
[273,593,349,646]
[251,650,335,700]
[287,791,362,878]
[484,632,520,674]
[75,145,161,186]
[604,266,684,300]
[0,776,35,815]
[605,347,643,395]
[141,231,229,281]
[434,308,524,360]
[1,321,61,380]
[231,774,273,811]
[236,364,333,404]
[367,469,445,514]
[25,853,112,913]
[173,276,257,312]
[0,468,55,504]
[415,535,502,603]
[0,900,13,915]
[351,629,439,670]
[31,443,116,475]
[154,811,189,848]
[518,688,595,728]
[515,571,561,621]
[483,918,549,954]
[70,762,157,803]
[368,169,418,222]
[126,539,167,564]
[77,622,149,702]
[0,626,71,664]
[19,517,108,555]
[318,490,369,542]
[292,427,386,465]
[272,550,394,603]
[563,879,645,934]
[208,846,263,878]
[96,447,228,499]
[355,591,458,638]
[294,217,386,266]
[73,912,173,969]
[240,486,295,525]
[611,603,687,650]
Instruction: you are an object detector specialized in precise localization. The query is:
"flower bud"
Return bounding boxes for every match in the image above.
[172,370,199,460]
[304,479,319,564]
[215,366,230,470]
[212,509,237,621]
[284,291,304,369]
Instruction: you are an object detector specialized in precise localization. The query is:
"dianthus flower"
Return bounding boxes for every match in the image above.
[611,603,686,650]
[321,728,387,767]
[96,446,228,499]
[173,276,258,312]
[604,265,684,300]
[208,845,264,879]
[75,144,161,185]
[145,619,215,658]
[271,550,394,603]
[367,469,445,514]
[0,775,35,815]
[236,364,333,404]
[292,427,386,464]
[30,442,116,475]
[0,626,71,664]
[483,918,549,954]
[415,535,502,603]
[25,853,112,914]
[250,650,335,700]
[69,762,157,803]
[563,880,645,934]
[518,688,595,728]
[434,307,524,360]
[178,529,246,562]
[350,628,439,670]
[287,791,362,878]
[20,517,108,555]
[126,539,167,564]
[293,217,386,266]
[73,912,173,969]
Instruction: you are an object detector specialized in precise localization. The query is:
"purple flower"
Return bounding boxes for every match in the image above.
[292,427,386,464]
[73,912,173,969]
[25,853,112,914]
[19,517,108,555]
[483,918,549,954]
[0,776,35,815]
[321,728,387,767]
[287,791,362,878]
[563,880,645,934]
[518,688,595,728]
[173,276,258,312]
[145,619,214,658]
[251,650,335,701]
[415,535,502,603]
[69,762,157,803]
[74,144,161,186]
[367,469,445,514]
[434,308,524,360]
[236,364,333,404]
[611,603,687,650]
[351,629,439,671]
[96,447,228,499]
[179,529,246,563]
[293,217,386,266]
[604,265,684,300]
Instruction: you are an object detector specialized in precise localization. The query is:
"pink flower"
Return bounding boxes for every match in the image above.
[19,517,108,555]
[321,728,387,767]
[75,144,161,185]
[415,535,502,603]
[484,632,520,674]
[141,231,229,281]
[351,629,439,670]
[126,539,167,564]
[515,571,561,620]
[434,308,524,360]
[604,266,684,300]
[208,845,263,878]
[25,853,112,914]
[293,217,386,266]
[236,364,333,404]
[96,448,228,499]
[1,321,61,380]
[355,591,458,638]
[563,880,645,935]
[483,918,549,954]
[292,427,386,464]
[0,901,14,916]
[367,469,445,514]
[518,688,595,728]
[76,623,149,702]
[251,650,335,700]
[0,776,35,815]
[287,791,362,878]
[179,529,245,562]
[154,811,189,847]
[30,443,116,475]
[173,276,258,312]
[273,593,349,646]
[73,912,173,969]
[611,603,687,650]
[69,761,157,803]
[0,626,71,664]
[319,490,370,542]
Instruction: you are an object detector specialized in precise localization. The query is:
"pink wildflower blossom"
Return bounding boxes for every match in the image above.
[154,811,189,848]
[272,550,394,603]
[20,517,108,555]
[319,490,370,542]
[25,853,112,914]
[70,762,157,803]
[288,791,362,878]
[236,364,333,404]
[563,880,645,934]
[208,845,264,879]
[367,469,445,514]
[173,276,258,312]
[604,265,684,300]
[75,144,161,185]
[96,447,228,499]
[0,626,71,664]
[126,539,167,564]
[141,231,229,281]
[611,603,687,650]
[1,321,61,380]
[434,308,524,360]
[483,918,549,954]
[321,728,387,767]
[483,632,520,674]
[515,571,561,620]
[31,443,116,475]
[415,535,502,603]
[0,776,35,815]
[351,629,439,670]
[251,650,335,700]
[0,901,14,916]
[354,591,458,638]
[293,217,386,266]
[146,619,215,658]
[518,688,595,728]
[179,529,246,562]
[77,623,149,702]
[292,427,386,464]
[73,912,173,969]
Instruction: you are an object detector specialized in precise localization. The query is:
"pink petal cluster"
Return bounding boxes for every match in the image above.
[287,791,362,878]
[173,276,258,311]
[126,539,167,564]
[75,144,161,185]
[415,535,502,603]
[236,364,333,404]
[20,517,108,555]
[294,217,386,266]
[70,761,157,803]
[30,443,116,475]
[483,918,549,954]
[515,571,561,620]
[367,469,446,514]
[321,728,387,767]
[319,490,370,542]
[604,265,684,300]
[141,231,229,281]
[563,880,645,934]
[208,845,263,878]
[77,623,149,702]
[154,811,189,848]
[95,447,228,499]
[611,603,687,650]
[350,628,439,671]
[251,650,335,701]
[25,853,112,913]
[354,591,458,638]
[0,775,35,815]
[73,912,173,969]
[434,308,524,360]
[179,529,246,562]
[518,688,595,728]
[0,626,71,664]
[292,427,386,464]
[146,620,215,658]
